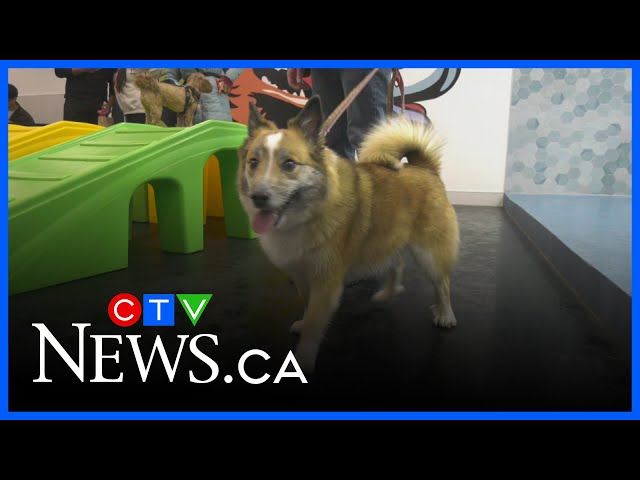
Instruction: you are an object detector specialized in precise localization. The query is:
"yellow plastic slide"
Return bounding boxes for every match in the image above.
[8,121,103,161]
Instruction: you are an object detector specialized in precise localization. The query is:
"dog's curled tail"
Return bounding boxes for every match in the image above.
[358,116,444,175]
[134,72,160,93]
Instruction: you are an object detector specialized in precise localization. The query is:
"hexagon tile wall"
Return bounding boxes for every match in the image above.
[504,68,631,195]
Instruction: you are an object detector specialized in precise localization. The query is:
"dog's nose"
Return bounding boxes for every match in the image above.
[251,193,270,209]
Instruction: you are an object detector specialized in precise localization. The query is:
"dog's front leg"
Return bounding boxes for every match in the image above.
[294,276,344,374]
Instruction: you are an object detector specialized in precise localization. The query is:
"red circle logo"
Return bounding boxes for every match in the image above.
[108,293,141,327]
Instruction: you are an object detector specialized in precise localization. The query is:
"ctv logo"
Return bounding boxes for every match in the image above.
[31,291,308,384]
[108,293,212,327]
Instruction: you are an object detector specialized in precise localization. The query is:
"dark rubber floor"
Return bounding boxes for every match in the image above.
[9,206,630,412]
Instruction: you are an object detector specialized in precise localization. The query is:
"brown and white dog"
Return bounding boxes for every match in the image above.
[134,72,213,127]
[237,97,460,373]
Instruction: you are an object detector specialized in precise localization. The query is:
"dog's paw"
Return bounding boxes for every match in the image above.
[294,341,319,374]
[431,305,457,328]
[289,320,304,334]
[371,285,405,302]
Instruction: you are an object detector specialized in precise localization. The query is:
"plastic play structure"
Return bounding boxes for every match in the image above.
[9,120,253,295]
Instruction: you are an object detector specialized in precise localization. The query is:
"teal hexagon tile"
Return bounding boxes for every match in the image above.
[523,166,535,179]
[536,137,550,148]
[565,73,578,85]
[599,91,613,104]
[553,69,567,79]
[568,167,581,179]
[560,111,574,123]
[585,98,600,110]
[604,161,618,174]
[534,161,547,172]
[530,81,543,93]
[512,161,525,172]
[526,118,540,130]
[617,155,631,169]
[518,87,530,99]
[602,174,616,186]
[580,149,595,161]
[505,68,630,195]
[555,173,568,185]
[594,130,608,142]
[548,130,561,142]
[604,148,620,162]
[587,85,601,97]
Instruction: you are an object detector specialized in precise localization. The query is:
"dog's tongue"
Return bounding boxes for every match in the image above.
[252,211,278,234]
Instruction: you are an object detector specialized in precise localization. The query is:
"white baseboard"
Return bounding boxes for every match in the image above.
[446,191,504,206]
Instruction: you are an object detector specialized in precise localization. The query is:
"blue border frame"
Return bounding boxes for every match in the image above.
[1,60,636,420]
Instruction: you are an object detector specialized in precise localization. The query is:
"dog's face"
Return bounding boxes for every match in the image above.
[187,73,214,94]
[238,96,329,235]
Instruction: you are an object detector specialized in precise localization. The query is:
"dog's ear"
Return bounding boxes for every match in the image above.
[198,75,214,94]
[288,96,323,144]
[248,101,275,136]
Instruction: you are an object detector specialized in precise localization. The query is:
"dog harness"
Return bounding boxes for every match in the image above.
[183,85,201,113]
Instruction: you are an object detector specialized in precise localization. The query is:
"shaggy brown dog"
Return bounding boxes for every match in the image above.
[134,72,213,127]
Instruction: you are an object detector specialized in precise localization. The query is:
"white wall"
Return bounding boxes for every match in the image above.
[9,68,66,124]
[405,68,514,201]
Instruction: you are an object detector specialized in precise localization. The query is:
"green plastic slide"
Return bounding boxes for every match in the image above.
[9,120,253,295]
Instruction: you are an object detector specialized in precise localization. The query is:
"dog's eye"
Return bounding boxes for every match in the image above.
[248,158,259,169]
[282,159,296,172]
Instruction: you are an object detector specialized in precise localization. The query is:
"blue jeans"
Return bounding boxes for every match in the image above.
[311,68,392,160]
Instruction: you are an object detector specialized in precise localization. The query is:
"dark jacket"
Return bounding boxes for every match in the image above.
[54,68,116,105]
[9,104,35,126]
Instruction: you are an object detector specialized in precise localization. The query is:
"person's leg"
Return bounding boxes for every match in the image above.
[340,68,392,158]
[310,69,353,159]
[112,101,124,124]
[125,113,146,124]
